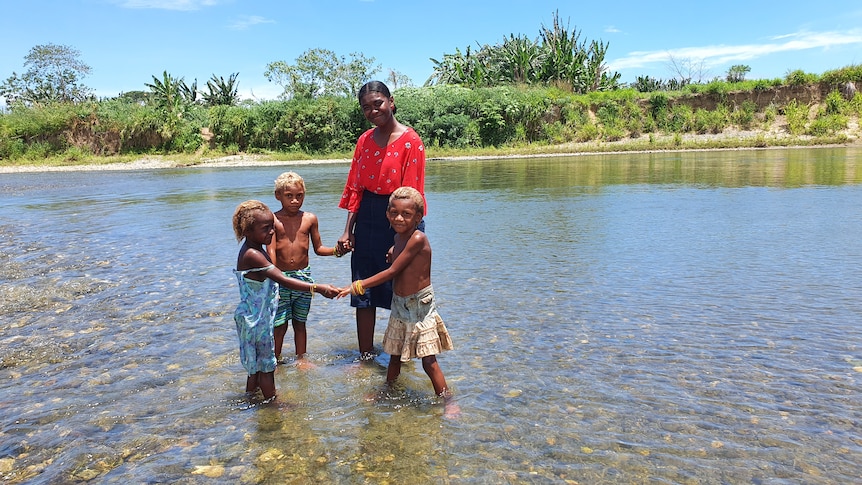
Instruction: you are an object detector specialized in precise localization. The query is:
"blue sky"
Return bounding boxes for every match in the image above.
[2,0,861,101]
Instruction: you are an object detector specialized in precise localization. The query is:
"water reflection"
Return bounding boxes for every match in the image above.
[426,147,862,190]
[1,147,861,483]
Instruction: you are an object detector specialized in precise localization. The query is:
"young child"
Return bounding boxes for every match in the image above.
[233,200,340,401]
[337,187,456,414]
[267,171,345,366]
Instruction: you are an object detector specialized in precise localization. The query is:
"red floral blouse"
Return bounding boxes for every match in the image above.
[339,127,427,214]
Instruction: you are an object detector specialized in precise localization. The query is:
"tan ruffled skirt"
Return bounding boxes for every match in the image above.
[383,285,453,362]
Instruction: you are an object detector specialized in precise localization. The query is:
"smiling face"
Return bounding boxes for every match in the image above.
[359,91,395,127]
[386,197,423,234]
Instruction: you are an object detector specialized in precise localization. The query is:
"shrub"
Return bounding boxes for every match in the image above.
[849,92,862,116]
[732,100,757,129]
[694,106,728,134]
[820,64,862,87]
[783,100,809,135]
[823,90,847,115]
[575,122,599,142]
[785,70,819,86]
[762,103,778,126]
[649,93,669,128]
[807,114,848,136]
[602,126,626,141]
[668,104,694,132]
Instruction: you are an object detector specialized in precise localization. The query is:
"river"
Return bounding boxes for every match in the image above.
[1,147,860,483]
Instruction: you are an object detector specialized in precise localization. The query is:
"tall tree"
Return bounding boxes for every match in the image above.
[145,71,196,121]
[202,72,240,106]
[0,43,92,106]
[264,48,380,99]
[425,11,620,93]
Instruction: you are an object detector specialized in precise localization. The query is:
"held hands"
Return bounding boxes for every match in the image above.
[336,234,354,257]
[314,283,342,299]
[336,280,365,299]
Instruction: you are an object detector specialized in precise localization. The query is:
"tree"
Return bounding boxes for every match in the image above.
[425,11,620,93]
[0,43,92,106]
[726,64,751,83]
[264,48,380,99]
[145,71,196,121]
[665,54,710,84]
[202,72,240,106]
[386,69,414,90]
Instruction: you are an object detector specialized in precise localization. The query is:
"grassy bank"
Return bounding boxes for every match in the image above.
[2,64,861,170]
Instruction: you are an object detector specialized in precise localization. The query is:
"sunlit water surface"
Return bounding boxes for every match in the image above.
[1,147,861,483]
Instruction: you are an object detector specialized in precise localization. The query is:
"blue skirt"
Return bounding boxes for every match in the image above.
[350,191,425,309]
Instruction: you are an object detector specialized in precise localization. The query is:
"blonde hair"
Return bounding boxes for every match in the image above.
[274,171,305,192]
[389,186,424,214]
[233,200,270,242]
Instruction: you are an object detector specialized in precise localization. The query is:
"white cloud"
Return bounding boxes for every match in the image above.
[604,26,621,34]
[228,15,275,31]
[608,29,862,71]
[113,0,221,11]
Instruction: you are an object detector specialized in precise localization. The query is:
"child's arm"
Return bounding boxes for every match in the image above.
[337,232,424,298]
[242,246,340,298]
[266,217,282,265]
[308,213,338,257]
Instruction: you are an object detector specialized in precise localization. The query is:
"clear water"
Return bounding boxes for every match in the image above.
[1,148,861,483]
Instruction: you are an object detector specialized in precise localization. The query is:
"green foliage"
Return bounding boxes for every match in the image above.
[694,105,729,134]
[785,69,819,86]
[783,100,809,135]
[667,104,694,133]
[2,71,861,162]
[631,76,663,93]
[202,73,240,107]
[822,90,847,115]
[427,10,620,93]
[807,114,848,136]
[762,103,778,126]
[849,93,862,116]
[574,122,599,142]
[264,48,380,99]
[726,65,751,83]
[648,92,670,128]
[820,64,862,87]
[1,43,93,106]
[396,85,479,147]
[731,100,757,129]
[145,71,198,122]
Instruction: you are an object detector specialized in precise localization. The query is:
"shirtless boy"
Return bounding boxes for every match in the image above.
[267,172,342,365]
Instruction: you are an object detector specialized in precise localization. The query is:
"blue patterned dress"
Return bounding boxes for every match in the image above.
[233,265,279,374]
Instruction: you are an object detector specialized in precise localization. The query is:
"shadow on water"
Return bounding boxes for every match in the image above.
[1,147,861,483]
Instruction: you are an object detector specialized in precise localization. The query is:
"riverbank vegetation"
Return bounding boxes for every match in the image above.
[2,12,861,167]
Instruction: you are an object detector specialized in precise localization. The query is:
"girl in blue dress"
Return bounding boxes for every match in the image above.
[232,200,340,401]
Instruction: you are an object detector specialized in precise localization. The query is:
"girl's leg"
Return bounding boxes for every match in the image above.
[387,355,403,383]
[356,307,376,356]
[258,371,276,400]
[421,355,449,396]
[246,374,259,394]
[273,324,288,362]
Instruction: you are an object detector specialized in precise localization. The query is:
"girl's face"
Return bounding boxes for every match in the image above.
[245,210,275,246]
[359,91,394,126]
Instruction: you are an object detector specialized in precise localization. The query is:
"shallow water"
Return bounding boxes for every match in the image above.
[1,147,861,483]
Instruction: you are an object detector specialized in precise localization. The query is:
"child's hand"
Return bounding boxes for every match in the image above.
[316,284,340,299]
[336,286,352,299]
